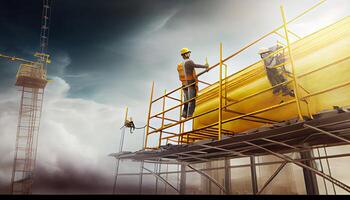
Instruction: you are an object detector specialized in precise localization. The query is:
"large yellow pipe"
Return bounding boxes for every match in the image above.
[193,16,350,134]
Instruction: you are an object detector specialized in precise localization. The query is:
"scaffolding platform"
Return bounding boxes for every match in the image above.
[111,2,350,194]
[114,108,350,164]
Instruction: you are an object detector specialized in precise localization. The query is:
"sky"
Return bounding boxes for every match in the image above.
[0,0,349,194]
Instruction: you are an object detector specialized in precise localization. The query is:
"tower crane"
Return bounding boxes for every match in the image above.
[0,0,53,194]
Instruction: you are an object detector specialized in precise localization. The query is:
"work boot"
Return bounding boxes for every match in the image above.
[288,90,295,97]
[272,88,280,95]
[282,87,294,97]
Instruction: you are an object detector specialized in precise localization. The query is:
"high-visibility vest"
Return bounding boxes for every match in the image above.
[177,60,197,85]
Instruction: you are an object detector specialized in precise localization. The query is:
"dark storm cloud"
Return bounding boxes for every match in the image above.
[0,161,155,194]
[0,0,192,96]
[33,162,113,194]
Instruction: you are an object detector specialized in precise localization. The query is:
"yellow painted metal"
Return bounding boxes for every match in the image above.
[124,107,128,124]
[143,0,333,147]
[281,5,303,121]
[193,16,350,134]
[179,89,183,144]
[0,53,35,64]
[145,81,154,149]
[219,43,223,140]
[158,89,167,148]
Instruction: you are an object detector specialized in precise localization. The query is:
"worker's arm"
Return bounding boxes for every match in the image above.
[187,60,209,69]
[195,63,209,69]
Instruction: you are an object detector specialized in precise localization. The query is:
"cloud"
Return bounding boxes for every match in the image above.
[290,0,349,36]
[0,76,140,194]
[146,9,179,34]
[0,0,349,194]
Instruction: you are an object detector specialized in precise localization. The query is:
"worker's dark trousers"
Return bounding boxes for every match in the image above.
[182,85,197,118]
[266,68,289,95]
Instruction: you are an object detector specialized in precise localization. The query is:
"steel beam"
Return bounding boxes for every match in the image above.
[250,156,258,194]
[180,163,186,194]
[304,124,350,144]
[257,161,287,194]
[224,158,231,194]
[244,141,350,193]
[142,167,179,194]
[187,164,227,194]
[300,150,319,195]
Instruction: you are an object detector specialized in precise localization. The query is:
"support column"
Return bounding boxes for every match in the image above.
[224,158,231,195]
[300,150,319,195]
[208,162,212,194]
[250,156,258,194]
[180,163,186,195]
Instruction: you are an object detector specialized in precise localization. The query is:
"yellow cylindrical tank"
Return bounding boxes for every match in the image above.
[193,17,350,134]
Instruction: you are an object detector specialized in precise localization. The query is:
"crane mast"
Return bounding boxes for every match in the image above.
[10,0,52,194]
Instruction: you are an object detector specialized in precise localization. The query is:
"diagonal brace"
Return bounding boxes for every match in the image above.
[257,161,288,194]
[304,124,350,144]
[142,166,179,193]
[244,141,350,193]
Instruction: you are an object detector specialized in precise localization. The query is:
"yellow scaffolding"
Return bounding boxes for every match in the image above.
[143,0,350,149]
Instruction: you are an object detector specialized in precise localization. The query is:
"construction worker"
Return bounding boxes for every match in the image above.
[177,48,209,118]
[259,45,294,97]
[123,117,136,133]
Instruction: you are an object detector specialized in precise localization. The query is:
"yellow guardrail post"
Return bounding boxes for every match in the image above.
[124,107,129,125]
[223,63,228,107]
[219,42,223,141]
[178,89,183,144]
[280,6,304,121]
[145,81,155,149]
[158,89,167,148]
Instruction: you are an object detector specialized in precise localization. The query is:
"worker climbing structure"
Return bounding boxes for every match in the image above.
[111,1,350,195]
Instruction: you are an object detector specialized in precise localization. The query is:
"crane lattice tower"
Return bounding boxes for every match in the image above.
[10,0,52,194]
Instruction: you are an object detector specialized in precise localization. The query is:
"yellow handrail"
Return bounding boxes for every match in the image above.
[143,0,343,149]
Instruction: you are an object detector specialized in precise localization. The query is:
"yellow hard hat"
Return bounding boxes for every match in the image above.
[258,47,270,55]
[180,48,191,55]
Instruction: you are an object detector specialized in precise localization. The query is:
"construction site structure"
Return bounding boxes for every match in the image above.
[1,0,53,194]
[111,1,350,195]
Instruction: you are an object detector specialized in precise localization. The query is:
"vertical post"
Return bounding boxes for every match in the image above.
[145,81,154,149]
[177,164,180,192]
[155,162,158,194]
[300,150,319,195]
[138,126,146,194]
[208,162,212,194]
[178,89,183,144]
[218,42,223,141]
[323,147,336,194]
[224,64,228,107]
[180,163,187,194]
[224,158,231,195]
[158,162,162,194]
[250,156,258,195]
[113,107,128,194]
[280,6,303,121]
[165,164,169,194]
[158,89,167,148]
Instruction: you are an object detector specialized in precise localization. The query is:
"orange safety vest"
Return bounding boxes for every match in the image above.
[177,61,197,85]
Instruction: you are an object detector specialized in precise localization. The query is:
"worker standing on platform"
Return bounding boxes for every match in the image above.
[177,48,209,118]
[259,45,294,97]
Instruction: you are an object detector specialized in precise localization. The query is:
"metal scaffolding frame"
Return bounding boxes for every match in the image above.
[4,0,53,194]
[112,110,350,194]
[143,0,350,148]
[111,0,350,195]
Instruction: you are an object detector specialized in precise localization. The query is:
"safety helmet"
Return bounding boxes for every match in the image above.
[258,47,270,55]
[180,48,191,55]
